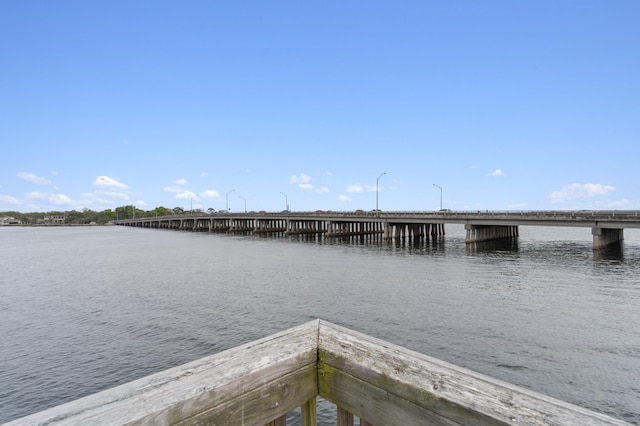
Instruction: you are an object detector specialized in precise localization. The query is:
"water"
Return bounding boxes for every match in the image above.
[1,225,639,424]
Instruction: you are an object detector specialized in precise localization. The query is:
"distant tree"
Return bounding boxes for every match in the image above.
[114,206,127,220]
[156,206,171,217]
[132,206,144,219]
[81,208,100,224]
[65,210,83,224]
[115,205,137,220]
[102,209,115,222]
[0,211,35,224]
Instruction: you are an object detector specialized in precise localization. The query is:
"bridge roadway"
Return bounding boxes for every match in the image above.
[116,210,640,250]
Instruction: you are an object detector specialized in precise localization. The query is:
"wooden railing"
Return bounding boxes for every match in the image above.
[5,320,630,425]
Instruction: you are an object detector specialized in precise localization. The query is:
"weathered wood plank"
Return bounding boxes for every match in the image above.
[317,320,630,426]
[173,364,317,426]
[319,363,464,426]
[6,320,320,426]
[7,319,631,426]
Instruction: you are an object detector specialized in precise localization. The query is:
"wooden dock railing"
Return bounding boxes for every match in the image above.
[5,320,630,425]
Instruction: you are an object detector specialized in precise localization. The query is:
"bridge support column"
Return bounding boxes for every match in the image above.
[465,225,519,244]
[592,227,623,250]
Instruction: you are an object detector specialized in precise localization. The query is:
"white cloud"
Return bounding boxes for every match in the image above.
[80,196,114,207]
[200,190,219,198]
[175,178,188,185]
[488,169,506,177]
[176,190,198,200]
[200,172,208,177]
[18,172,52,185]
[549,183,615,203]
[346,184,363,193]
[25,191,75,206]
[163,186,181,193]
[0,194,19,204]
[338,195,351,202]
[289,173,330,192]
[94,190,130,200]
[290,173,316,190]
[290,173,311,184]
[93,176,129,189]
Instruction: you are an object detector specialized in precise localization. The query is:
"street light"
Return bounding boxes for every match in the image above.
[190,196,198,216]
[280,192,289,212]
[433,184,442,210]
[239,196,247,213]
[226,189,235,211]
[376,172,386,211]
[155,201,162,218]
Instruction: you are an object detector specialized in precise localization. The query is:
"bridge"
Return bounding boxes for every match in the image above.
[115,210,640,250]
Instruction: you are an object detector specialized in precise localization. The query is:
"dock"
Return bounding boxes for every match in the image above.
[5,320,630,425]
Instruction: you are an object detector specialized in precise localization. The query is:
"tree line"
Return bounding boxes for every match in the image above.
[0,205,209,225]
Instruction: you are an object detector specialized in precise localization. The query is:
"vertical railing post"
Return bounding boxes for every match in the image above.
[302,398,317,426]
[264,414,286,426]
[337,407,354,426]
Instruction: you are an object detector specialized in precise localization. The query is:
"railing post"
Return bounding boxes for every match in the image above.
[302,398,317,426]
[264,414,286,426]
[337,407,353,426]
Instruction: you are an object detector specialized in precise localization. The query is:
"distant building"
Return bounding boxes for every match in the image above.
[43,214,65,225]
[0,216,21,225]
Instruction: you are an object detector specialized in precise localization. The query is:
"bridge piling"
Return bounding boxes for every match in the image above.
[465,224,519,244]
[592,227,624,250]
[117,210,639,251]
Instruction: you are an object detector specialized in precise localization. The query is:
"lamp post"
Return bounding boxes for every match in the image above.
[190,196,198,216]
[226,189,235,212]
[155,201,162,218]
[280,192,289,212]
[239,196,247,213]
[433,184,442,210]
[376,172,386,211]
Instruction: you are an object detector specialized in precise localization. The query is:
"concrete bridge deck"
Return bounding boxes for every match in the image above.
[115,210,640,250]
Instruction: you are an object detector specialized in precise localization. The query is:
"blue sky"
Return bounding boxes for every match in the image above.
[1,1,638,213]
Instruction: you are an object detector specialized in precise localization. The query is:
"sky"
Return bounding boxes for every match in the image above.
[1,1,638,213]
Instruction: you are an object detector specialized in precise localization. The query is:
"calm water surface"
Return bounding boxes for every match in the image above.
[1,225,639,424]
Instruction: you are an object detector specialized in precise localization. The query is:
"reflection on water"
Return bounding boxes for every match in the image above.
[466,237,520,254]
[1,226,639,424]
[594,241,624,263]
